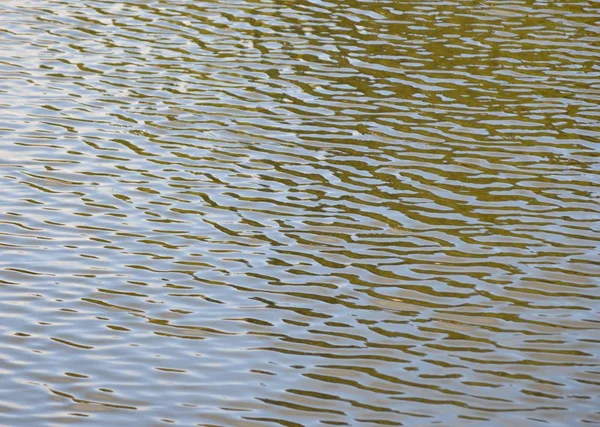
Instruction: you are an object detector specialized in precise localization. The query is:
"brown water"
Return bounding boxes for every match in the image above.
[1,0,599,425]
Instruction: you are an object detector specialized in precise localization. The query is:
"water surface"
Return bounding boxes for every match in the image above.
[1,0,599,425]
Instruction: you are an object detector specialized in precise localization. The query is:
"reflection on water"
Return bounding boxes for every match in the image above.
[1,0,599,425]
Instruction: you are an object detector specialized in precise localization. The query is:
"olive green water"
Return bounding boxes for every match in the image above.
[1,0,599,425]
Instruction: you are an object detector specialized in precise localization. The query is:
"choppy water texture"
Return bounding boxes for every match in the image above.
[1,0,599,425]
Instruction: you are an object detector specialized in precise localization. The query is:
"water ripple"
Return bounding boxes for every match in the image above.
[1,0,599,425]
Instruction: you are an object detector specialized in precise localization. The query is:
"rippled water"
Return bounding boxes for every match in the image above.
[1,0,599,425]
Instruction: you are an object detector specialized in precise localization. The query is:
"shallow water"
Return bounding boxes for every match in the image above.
[1,0,599,425]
